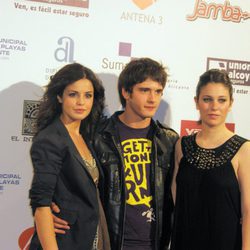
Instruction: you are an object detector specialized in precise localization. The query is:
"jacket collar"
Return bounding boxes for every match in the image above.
[103,111,169,155]
[53,117,98,174]
[106,110,161,135]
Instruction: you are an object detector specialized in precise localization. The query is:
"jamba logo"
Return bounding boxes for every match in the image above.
[187,0,250,23]
[132,0,158,10]
[27,0,89,8]
[18,227,34,250]
[180,120,235,136]
[54,36,74,63]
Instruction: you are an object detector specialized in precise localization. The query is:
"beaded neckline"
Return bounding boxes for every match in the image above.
[182,134,246,170]
[193,133,237,151]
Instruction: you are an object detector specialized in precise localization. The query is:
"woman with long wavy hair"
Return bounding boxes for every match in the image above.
[29,63,110,250]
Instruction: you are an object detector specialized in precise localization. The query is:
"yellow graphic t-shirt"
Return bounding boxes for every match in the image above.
[117,119,155,247]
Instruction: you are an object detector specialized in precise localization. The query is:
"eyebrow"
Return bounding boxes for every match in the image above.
[202,95,227,97]
[138,87,163,91]
[67,89,94,93]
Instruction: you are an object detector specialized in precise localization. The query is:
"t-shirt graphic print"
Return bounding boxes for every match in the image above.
[117,119,156,247]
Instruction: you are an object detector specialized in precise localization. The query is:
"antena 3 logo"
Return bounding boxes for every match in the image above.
[207,57,250,86]
[27,0,89,8]
[132,0,158,10]
[122,1,163,25]
[187,0,250,23]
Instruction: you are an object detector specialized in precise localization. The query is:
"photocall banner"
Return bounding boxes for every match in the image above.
[0,0,249,249]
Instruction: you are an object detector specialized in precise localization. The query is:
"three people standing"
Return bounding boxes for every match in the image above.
[29,60,250,250]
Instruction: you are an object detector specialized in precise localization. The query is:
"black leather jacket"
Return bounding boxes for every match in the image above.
[93,111,179,250]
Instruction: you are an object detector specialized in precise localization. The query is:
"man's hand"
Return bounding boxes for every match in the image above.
[51,202,70,234]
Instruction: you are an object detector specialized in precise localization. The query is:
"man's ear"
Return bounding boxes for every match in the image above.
[121,88,130,100]
[57,95,62,103]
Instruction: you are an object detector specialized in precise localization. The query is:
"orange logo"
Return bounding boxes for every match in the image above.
[18,227,34,250]
[132,0,158,10]
[187,0,250,23]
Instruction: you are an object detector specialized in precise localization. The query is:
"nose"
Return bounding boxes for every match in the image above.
[77,96,85,105]
[211,100,219,110]
[148,91,156,102]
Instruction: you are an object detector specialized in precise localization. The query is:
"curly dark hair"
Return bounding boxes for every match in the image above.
[118,58,168,108]
[36,63,105,135]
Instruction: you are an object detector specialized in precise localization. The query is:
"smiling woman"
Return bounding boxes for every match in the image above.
[171,69,250,250]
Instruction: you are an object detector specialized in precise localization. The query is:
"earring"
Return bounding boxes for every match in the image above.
[57,96,62,103]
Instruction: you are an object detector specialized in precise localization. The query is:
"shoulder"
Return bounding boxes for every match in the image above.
[95,113,120,135]
[175,136,185,152]
[155,121,179,143]
[96,115,110,128]
[231,135,250,171]
[237,138,250,156]
[32,121,66,152]
[34,122,59,141]
[230,134,250,157]
[236,139,250,184]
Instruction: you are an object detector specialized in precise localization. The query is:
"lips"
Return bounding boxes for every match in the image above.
[145,106,156,109]
[208,114,219,119]
[74,109,86,113]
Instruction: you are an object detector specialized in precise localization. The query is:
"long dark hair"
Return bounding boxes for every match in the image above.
[36,63,105,135]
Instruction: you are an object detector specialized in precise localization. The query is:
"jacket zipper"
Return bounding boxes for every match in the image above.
[153,137,159,250]
[111,135,127,250]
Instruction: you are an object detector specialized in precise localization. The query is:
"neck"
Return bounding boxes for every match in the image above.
[118,112,151,129]
[197,123,234,147]
[60,116,81,135]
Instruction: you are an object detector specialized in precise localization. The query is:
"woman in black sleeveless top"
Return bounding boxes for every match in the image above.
[171,69,250,250]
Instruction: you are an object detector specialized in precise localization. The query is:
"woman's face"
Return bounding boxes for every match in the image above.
[195,82,233,128]
[58,78,94,123]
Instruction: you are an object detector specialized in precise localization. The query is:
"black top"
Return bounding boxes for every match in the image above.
[171,134,247,250]
[93,111,179,250]
[116,119,156,249]
[29,118,103,250]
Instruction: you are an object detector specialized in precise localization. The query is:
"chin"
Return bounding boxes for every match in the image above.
[142,114,154,119]
[204,121,222,128]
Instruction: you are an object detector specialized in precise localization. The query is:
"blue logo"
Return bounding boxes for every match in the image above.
[54,36,74,62]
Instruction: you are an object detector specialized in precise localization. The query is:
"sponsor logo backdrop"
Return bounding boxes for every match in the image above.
[0,0,250,249]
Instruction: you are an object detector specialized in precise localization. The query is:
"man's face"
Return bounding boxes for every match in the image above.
[122,78,163,120]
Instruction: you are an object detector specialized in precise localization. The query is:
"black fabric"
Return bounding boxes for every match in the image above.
[93,111,179,250]
[171,134,247,250]
[116,119,155,248]
[29,118,102,250]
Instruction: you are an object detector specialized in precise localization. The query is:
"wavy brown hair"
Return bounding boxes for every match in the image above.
[36,63,105,136]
